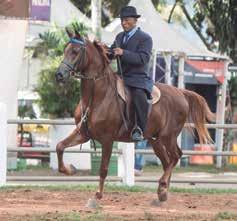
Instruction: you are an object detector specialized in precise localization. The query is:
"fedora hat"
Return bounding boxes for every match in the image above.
[120,6,141,19]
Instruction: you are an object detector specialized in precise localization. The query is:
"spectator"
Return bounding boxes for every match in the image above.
[134,140,147,176]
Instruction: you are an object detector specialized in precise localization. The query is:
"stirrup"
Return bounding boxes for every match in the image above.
[131,127,144,141]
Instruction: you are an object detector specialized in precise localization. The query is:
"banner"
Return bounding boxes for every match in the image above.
[186,60,225,84]
[30,0,51,21]
[0,0,29,18]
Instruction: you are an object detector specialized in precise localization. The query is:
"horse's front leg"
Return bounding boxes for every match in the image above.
[56,129,90,175]
[95,141,113,200]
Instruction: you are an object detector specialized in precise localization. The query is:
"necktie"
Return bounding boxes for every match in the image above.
[123,33,129,44]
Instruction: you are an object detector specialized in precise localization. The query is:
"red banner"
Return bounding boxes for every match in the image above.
[186,60,225,84]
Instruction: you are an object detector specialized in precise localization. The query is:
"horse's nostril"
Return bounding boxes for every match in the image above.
[55,72,64,82]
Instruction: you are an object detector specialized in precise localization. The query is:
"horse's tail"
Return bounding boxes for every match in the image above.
[182,89,216,144]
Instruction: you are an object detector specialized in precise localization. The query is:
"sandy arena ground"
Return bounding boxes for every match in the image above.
[0,188,237,221]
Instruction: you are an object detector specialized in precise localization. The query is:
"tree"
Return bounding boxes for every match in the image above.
[34,21,89,118]
[168,0,237,62]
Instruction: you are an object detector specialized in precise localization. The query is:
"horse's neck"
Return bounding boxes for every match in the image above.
[81,70,115,107]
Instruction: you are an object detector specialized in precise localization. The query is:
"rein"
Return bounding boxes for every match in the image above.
[64,38,128,146]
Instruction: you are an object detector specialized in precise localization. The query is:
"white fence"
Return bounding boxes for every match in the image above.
[1,102,237,186]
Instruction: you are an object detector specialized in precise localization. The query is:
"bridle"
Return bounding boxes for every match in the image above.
[62,38,108,81]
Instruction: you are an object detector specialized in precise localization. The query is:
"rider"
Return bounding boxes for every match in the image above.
[108,6,153,141]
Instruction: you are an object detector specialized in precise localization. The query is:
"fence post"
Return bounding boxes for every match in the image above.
[118,142,135,186]
[0,103,7,186]
[216,60,229,168]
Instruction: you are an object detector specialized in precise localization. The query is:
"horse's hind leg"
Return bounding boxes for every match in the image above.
[157,136,182,201]
[95,140,113,200]
[149,139,171,202]
[56,129,90,175]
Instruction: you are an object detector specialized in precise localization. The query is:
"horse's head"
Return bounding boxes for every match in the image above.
[56,28,87,83]
[56,28,111,83]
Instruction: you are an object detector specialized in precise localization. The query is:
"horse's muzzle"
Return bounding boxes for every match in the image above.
[55,72,64,83]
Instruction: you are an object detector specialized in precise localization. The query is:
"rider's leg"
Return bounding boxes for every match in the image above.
[130,87,150,140]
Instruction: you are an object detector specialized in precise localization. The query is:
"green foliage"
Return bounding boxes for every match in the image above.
[69,19,91,36]
[18,105,36,119]
[229,76,237,100]
[34,20,89,118]
[191,0,237,61]
[215,212,237,220]
[35,57,81,118]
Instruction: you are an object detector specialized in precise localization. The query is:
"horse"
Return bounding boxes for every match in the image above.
[55,29,215,202]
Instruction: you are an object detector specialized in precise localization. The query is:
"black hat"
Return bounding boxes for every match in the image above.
[120,6,141,19]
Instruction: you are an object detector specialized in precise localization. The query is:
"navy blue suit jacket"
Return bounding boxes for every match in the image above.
[111,27,153,94]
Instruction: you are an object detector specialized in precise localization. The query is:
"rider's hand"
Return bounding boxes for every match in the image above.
[113,47,123,56]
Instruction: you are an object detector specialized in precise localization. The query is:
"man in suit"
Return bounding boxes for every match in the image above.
[109,6,153,141]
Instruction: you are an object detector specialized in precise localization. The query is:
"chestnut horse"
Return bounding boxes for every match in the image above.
[55,30,214,202]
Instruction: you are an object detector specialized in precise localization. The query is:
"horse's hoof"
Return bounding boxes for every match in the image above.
[158,190,168,202]
[95,191,103,200]
[59,164,77,175]
[68,164,77,175]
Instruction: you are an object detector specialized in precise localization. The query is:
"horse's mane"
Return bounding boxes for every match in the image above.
[93,41,110,69]
[92,40,118,87]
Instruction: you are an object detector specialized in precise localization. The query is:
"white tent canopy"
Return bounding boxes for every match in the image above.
[102,0,227,59]
[50,0,91,27]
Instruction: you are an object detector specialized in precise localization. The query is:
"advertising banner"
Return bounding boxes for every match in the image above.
[30,0,51,21]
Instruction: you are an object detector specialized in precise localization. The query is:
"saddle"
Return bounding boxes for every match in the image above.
[115,76,161,138]
[116,76,161,104]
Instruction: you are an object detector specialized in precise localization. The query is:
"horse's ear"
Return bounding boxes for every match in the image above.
[65,27,74,38]
[75,30,81,39]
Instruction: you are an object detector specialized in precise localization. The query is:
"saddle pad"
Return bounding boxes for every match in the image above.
[116,77,161,104]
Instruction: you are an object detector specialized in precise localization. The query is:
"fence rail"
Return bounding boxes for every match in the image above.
[7,147,237,156]
[6,176,237,185]
[2,117,237,186]
[7,118,237,129]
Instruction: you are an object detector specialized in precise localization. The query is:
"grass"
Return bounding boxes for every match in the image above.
[1,184,237,195]
[9,210,141,221]
[143,163,237,174]
[215,212,237,220]
[3,211,161,221]
[10,210,237,221]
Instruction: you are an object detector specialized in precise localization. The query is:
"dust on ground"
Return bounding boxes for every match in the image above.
[0,188,237,221]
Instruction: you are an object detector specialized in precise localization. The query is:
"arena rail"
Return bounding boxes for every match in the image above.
[7,118,237,129]
[1,104,237,186]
